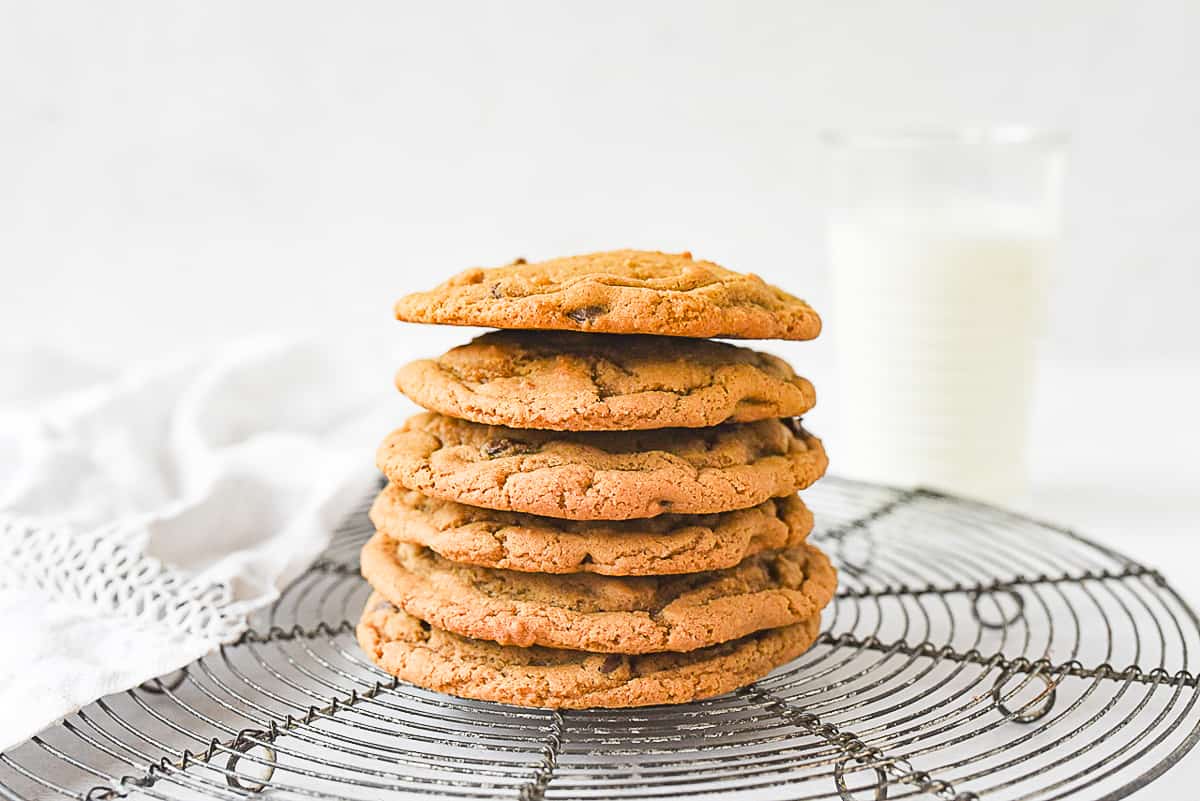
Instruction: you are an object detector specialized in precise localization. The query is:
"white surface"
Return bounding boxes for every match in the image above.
[1026,361,1200,607]
[1024,362,1200,799]
[0,338,396,751]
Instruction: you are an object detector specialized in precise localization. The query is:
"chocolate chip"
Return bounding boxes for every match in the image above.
[598,654,623,674]
[509,257,527,265]
[490,282,503,298]
[782,417,808,438]
[765,559,784,584]
[565,305,607,324]
[482,437,534,458]
[418,619,431,632]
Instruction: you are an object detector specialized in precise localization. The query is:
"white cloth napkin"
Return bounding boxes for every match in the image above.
[0,337,398,751]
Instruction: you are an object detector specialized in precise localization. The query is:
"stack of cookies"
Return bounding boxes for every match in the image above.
[356,250,837,708]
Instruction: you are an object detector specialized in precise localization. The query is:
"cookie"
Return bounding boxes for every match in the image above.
[395,330,816,431]
[357,593,823,708]
[393,250,821,340]
[376,413,827,520]
[370,485,814,575]
[360,533,836,653]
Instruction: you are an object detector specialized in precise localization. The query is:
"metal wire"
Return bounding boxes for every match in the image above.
[2,477,1198,801]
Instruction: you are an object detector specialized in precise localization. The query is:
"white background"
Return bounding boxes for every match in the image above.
[2,1,1199,363]
[1,0,1198,792]
[3,1,1195,536]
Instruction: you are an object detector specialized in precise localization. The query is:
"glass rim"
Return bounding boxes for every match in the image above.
[822,126,1068,149]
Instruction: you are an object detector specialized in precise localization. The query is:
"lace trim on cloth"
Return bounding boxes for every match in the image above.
[0,514,244,643]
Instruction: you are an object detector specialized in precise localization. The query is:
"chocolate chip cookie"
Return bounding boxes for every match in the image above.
[376,412,828,520]
[370,485,814,575]
[393,250,821,340]
[395,330,816,431]
[360,532,836,653]
[357,593,823,708]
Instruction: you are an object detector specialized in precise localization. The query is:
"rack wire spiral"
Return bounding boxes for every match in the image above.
[3,476,1198,801]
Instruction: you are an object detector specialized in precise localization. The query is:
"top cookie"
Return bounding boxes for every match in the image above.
[395,331,816,430]
[393,250,821,340]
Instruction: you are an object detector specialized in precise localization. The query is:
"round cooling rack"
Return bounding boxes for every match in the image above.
[2,477,1199,801]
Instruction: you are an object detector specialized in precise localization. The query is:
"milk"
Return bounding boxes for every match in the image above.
[830,215,1051,506]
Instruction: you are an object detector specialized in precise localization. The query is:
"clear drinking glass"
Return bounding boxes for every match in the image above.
[825,128,1066,506]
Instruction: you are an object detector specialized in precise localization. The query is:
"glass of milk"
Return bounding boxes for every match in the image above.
[826,128,1065,506]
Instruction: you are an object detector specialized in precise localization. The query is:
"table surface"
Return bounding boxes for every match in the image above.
[1018,491,1198,798]
[820,358,1199,797]
[1010,362,1199,797]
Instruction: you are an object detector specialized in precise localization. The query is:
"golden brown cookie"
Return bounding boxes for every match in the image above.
[357,593,823,708]
[393,250,821,340]
[376,413,828,520]
[360,533,836,653]
[370,485,814,575]
[395,331,816,431]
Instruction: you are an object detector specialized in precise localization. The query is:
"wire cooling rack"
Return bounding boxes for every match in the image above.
[2,477,1198,801]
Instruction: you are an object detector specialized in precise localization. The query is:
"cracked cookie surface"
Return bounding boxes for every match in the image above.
[360,533,836,653]
[357,592,823,708]
[393,250,821,340]
[376,412,828,520]
[396,330,816,430]
[370,485,814,575]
